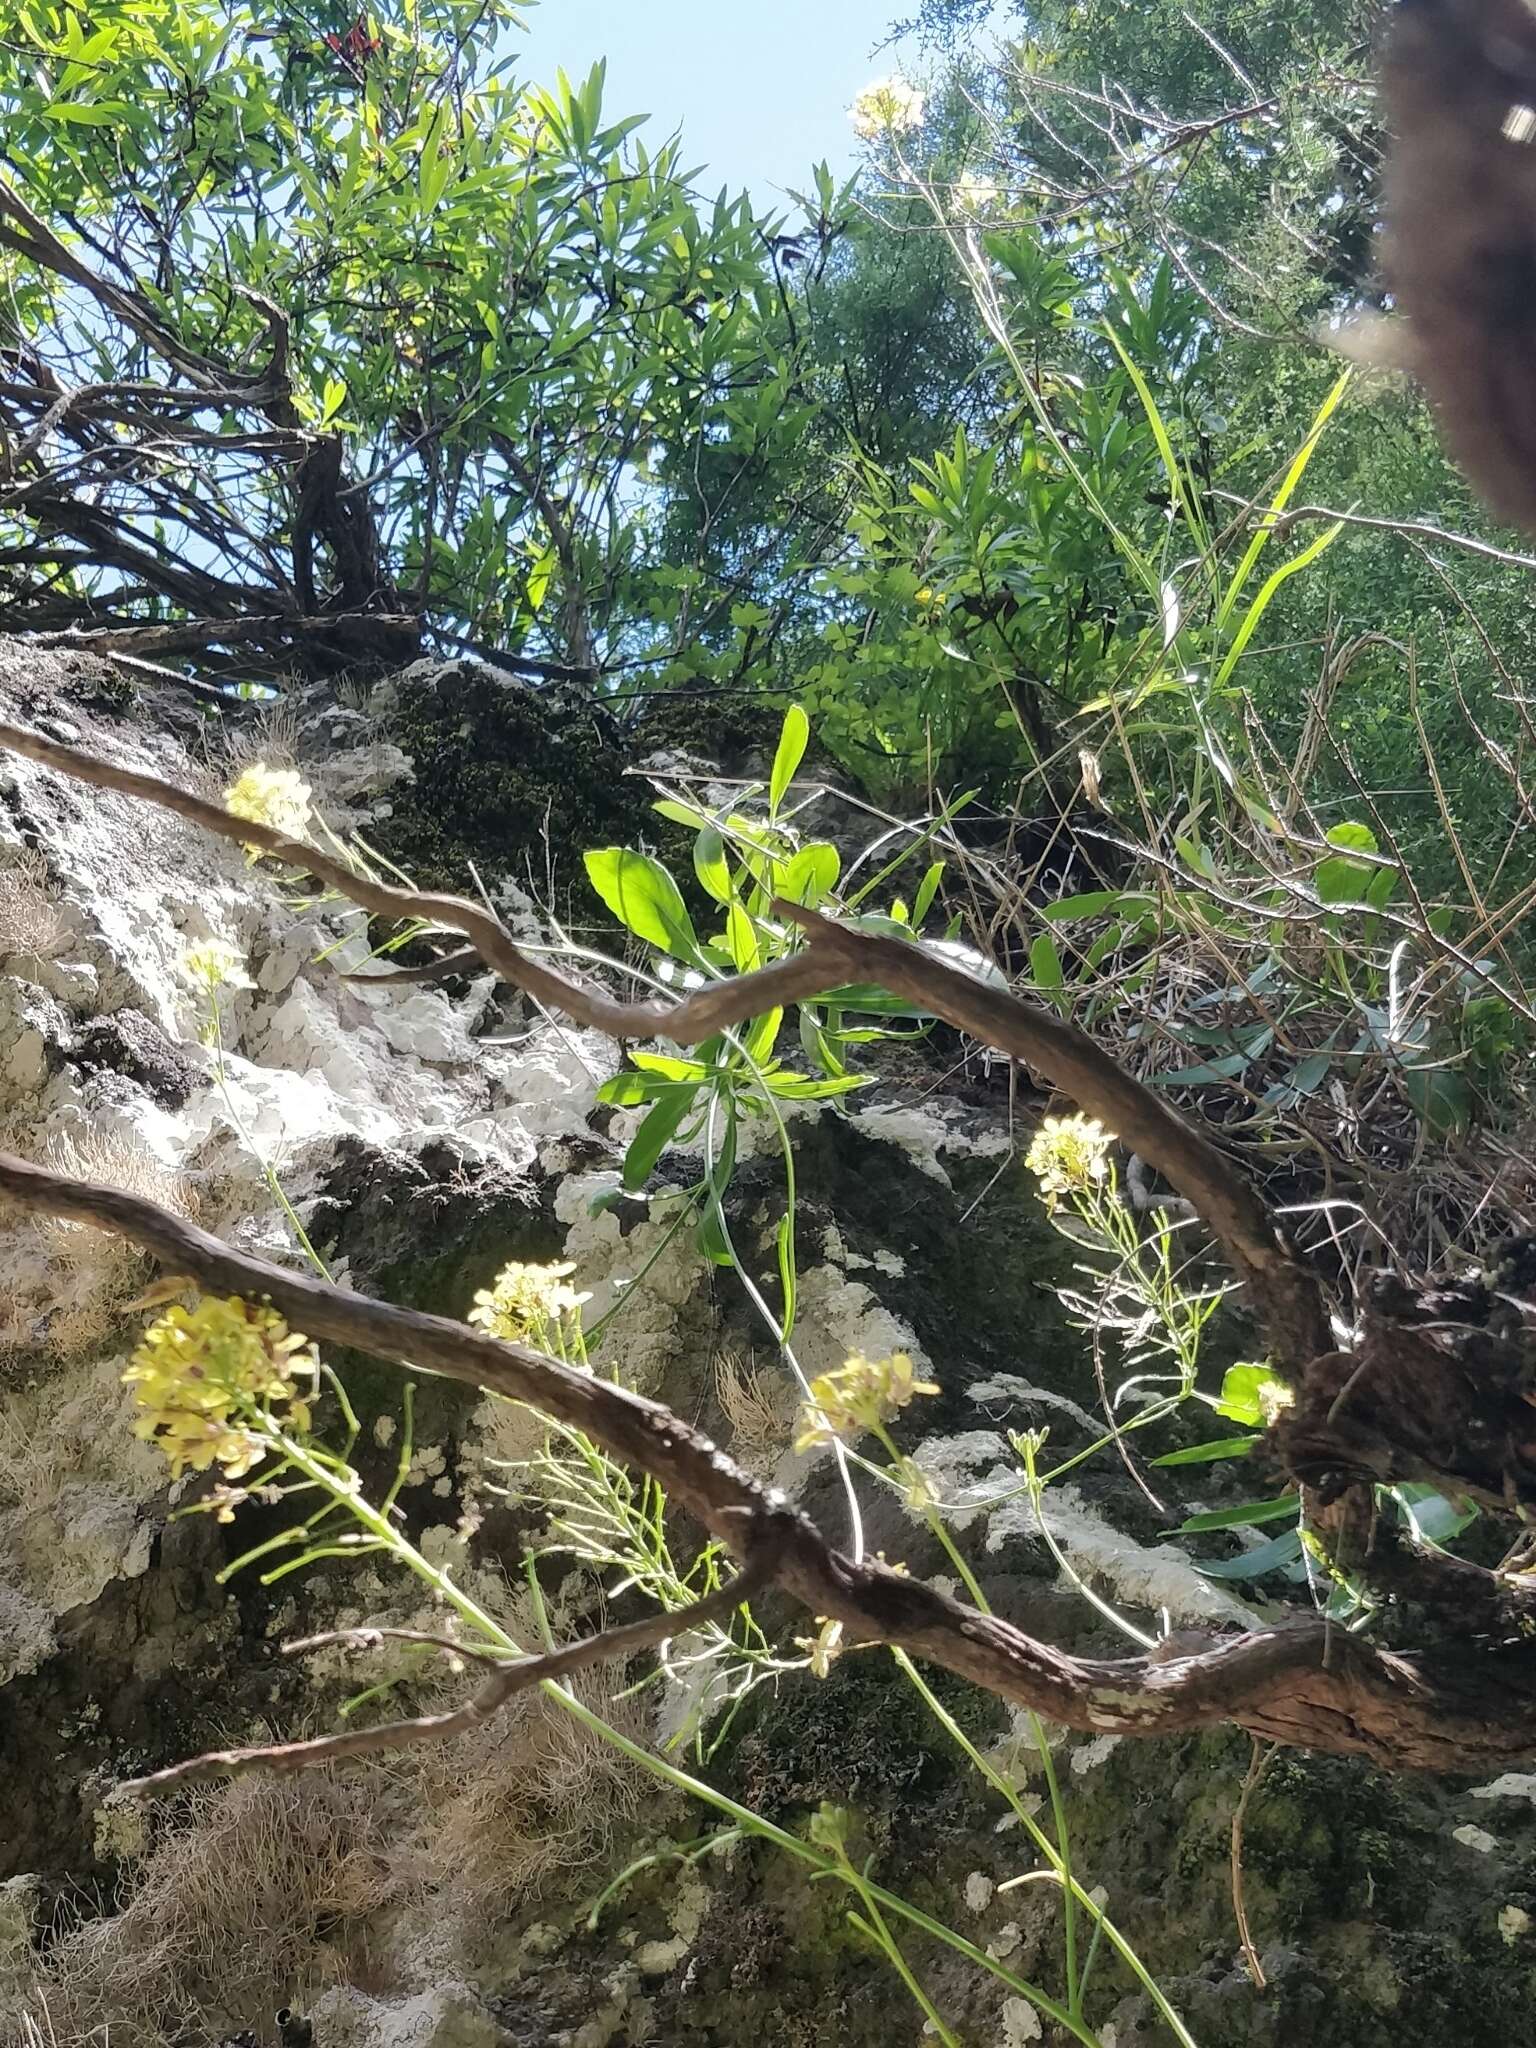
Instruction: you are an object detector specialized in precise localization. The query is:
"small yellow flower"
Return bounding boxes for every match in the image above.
[795,1615,846,1678]
[123,1296,318,1480]
[849,76,926,140]
[224,762,313,860]
[182,938,251,992]
[1024,1113,1114,1212]
[468,1259,590,1346]
[794,1350,939,1451]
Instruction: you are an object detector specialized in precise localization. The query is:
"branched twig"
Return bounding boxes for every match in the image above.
[0,715,1330,1368]
[21,615,421,659]
[4,1150,1536,1775]
[9,717,1536,1775]
[117,1546,780,1795]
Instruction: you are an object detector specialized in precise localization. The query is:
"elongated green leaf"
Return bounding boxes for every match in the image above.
[623,1086,697,1190]
[585,848,701,961]
[694,826,733,905]
[769,704,809,817]
[741,1006,783,1063]
[912,860,945,927]
[1392,1485,1479,1545]
[726,901,760,971]
[43,99,132,122]
[1150,1436,1257,1468]
[799,1006,845,1078]
[765,1071,871,1099]
[1041,890,1150,922]
[597,1071,664,1106]
[1215,368,1352,634]
[630,1050,707,1079]
[776,1212,797,1342]
[653,797,710,829]
[1178,1493,1299,1532]
[1029,932,1064,1006]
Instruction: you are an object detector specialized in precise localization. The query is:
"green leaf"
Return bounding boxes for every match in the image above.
[1315,844,1375,906]
[1178,1494,1300,1533]
[1150,1047,1263,1086]
[43,99,133,123]
[799,1006,845,1077]
[630,1050,707,1079]
[1150,1436,1257,1468]
[1214,1361,1289,1428]
[1029,931,1064,1003]
[1392,1485,1479,1545]
[597,1071,664,1107]
[1403,1061,1473,1137]
[912,860,945,927]
[697,1202,733,1266]
[776,1212,797,1341]
[1041,890,1151,922]
[765,1071,871,1099]
[622,1086,697,1190]
[693,826,733,905]
[781,841,840,907]
[769,703,809,817]
[726,901,761,971]
[585,848,701,961]
[741,1006,783,1064]
[652,797,710,829]
[1324,821,1378,856]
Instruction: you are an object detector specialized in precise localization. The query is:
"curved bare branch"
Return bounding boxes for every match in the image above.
[4,1151,1536,1779]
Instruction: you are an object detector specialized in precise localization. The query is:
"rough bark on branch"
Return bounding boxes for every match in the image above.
[0,714,1331,1370]
[6,1151,1536,1778]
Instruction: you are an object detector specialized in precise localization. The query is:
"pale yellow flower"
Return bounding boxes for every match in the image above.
[224,762,313,859]
[1024,1113,1113,1212]
[849,76,926,140]
[124,1295,317,1480]
[468,1259,590,1346]
[794,1350,939,1451]
[795,1615,846,1678]
[181,937,252,992]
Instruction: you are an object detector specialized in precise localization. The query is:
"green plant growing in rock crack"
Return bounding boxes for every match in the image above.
[130,732,1198,2040]
[114,1226,1192,2046]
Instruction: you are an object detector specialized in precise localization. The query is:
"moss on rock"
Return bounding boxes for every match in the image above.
[374,660,659,890]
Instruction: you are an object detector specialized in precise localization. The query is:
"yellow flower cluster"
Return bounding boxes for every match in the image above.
[468,1259,589,1345]
[182,938,251,992]
[123,1296,317,1480]
[849,75,926,139]
[1024,1113,1113,1212]
[794,1350,939,1451]
[224,762,313,858]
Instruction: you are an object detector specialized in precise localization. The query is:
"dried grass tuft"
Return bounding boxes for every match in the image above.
[33,1129,194,1331]
[391,1672,651,1922]
[8,1666,654,2042]
[714,1349,796,1475]
[0,850,67,963]
[7,1771,399,2047]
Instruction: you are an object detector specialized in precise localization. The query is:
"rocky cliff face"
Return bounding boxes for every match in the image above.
[3,645,1535,2048]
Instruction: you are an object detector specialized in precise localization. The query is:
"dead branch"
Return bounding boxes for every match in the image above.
[21,616,422,659]
[0,714,1330,1368]
[5,1151,1536,1777]
[117,1545,780,1795]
